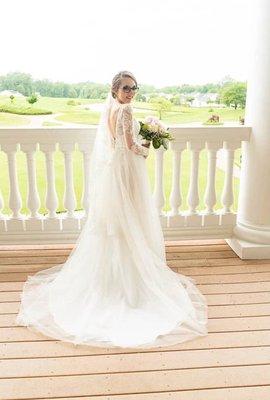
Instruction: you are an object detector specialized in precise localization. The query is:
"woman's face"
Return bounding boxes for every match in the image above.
[115,77,137,104]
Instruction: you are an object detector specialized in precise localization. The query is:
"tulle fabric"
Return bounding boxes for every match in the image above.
[16,119,208,349]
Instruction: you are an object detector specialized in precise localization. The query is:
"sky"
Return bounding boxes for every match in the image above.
[0,0,252,88]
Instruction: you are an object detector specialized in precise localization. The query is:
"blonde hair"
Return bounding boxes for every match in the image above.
[111,70,137,98]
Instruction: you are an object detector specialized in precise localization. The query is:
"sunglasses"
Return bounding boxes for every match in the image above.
[121,85,139,93]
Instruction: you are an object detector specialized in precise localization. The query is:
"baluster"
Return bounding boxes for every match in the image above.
[26,148,40,217]
[82,150,92,216]
[78,138,96,228]
[77,142,94,229]
[0,188,3,216]
[7,148,22,218]
[186,141,204,226]
[39,143,60,231]
[0,184,5,232]
[152,146,167,227]
[62,143,76,217]
[202,141,222,226]
[61,143,80,231]
[168,141,186,227]
[19,143,43,233]
[1,144,24,231]
[220,141,240,225]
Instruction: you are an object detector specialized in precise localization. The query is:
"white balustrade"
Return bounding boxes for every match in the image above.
[0,125,250,244]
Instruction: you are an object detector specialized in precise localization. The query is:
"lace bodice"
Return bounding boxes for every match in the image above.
[110,103,149,157]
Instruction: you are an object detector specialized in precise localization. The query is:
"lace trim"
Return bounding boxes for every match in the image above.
[130,143,149,156]
[122,105,149,157]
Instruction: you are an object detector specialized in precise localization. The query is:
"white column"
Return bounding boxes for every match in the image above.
[227,0,270,258]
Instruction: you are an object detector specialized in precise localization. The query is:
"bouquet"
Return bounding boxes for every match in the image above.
[138,116,174,150]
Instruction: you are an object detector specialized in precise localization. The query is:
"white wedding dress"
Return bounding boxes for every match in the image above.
[16,93,208,349]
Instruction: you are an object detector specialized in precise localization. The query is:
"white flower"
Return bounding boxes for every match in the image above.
[145,115,159,124]
[151,124,159,133]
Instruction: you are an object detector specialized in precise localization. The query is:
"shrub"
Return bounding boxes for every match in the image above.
[67,99,81,106]
[27,94,38,105]
[0,104,52,115]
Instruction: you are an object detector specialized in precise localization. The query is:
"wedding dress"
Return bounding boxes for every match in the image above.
[16,92,208,349]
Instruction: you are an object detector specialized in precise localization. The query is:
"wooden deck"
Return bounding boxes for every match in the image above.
[0,238,270,399]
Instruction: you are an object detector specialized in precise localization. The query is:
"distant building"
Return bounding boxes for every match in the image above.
[0,90,25,97]
[190,92,222,107]
[158,92,174,100]
[143,91,225,107]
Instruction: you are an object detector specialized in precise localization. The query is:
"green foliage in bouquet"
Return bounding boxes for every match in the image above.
[138,118,174,150]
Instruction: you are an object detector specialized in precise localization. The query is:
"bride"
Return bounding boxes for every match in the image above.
[16,70,208,349]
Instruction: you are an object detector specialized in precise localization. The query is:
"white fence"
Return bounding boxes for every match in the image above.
[0,125,251,244]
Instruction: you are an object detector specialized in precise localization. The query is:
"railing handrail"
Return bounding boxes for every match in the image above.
[0,124,251,145]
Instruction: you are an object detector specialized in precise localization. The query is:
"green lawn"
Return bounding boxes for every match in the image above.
[0,96,100,125]
[0,96,245,125]
[0,112,30,126]
[55,110,101,125]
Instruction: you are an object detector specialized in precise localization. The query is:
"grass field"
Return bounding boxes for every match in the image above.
[0,96,242,216]
[0,96,245,125]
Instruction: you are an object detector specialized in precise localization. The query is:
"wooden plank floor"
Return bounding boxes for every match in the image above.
[0,239,270,400]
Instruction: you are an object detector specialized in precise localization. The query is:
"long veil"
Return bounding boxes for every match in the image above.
[16,92,120,325]
[86,91,115,215]
[63,91,116,257]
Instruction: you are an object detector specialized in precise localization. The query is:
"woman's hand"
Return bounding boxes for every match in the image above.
[142,142,150,158]
[142,142,151,148]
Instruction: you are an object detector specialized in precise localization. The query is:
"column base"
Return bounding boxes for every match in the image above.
[226,237,270,259]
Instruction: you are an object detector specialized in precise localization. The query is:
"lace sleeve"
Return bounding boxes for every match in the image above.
[122,105,149,157]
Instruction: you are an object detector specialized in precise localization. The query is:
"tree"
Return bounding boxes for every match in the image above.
[0,72,33,96]
[27,93,38,106]
[219,82,247,109]
[186,96,195,106]
[148,96,172,119]
[68,88,78,98]
[170,95,181,106]
[134,93,146,102]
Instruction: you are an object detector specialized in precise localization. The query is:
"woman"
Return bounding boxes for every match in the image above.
[16,71,208,348]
